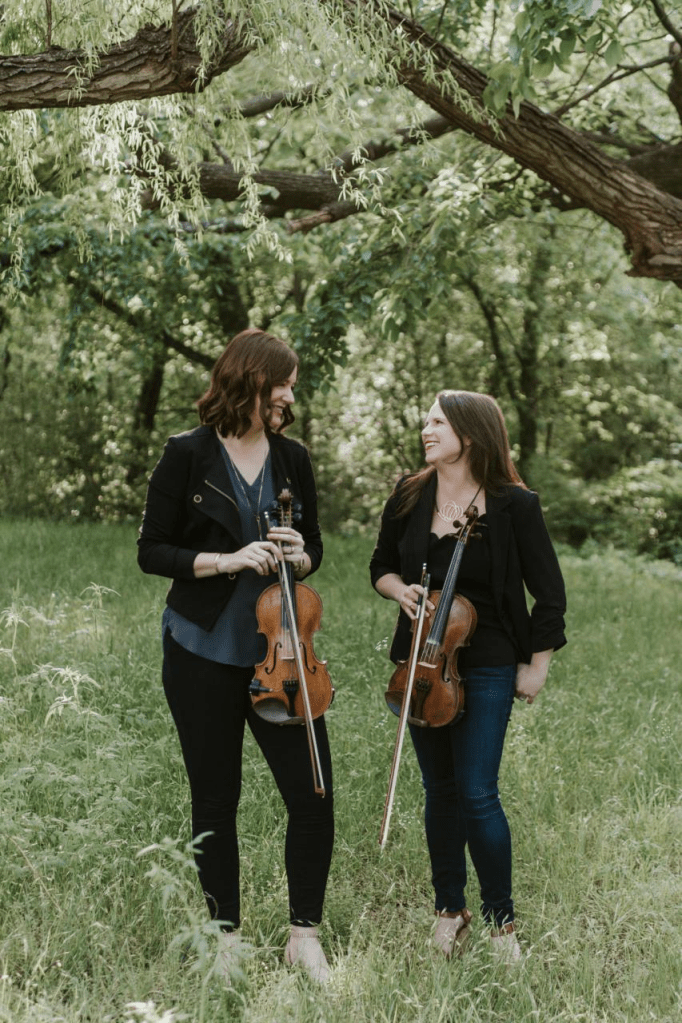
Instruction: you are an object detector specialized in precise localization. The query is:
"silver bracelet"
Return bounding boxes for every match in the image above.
[214,552,222,574]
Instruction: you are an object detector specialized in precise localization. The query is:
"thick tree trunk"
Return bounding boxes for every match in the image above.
[338,1,682,285]
[126,348,167,485]
[627,144,682,201]
[516,236,554,484]
[0,8,253,111]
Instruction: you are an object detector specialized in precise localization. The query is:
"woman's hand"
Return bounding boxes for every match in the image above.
[515,649,553,705]
[398,583,435,622]
[374,573,434,620]
[266,526,310,575]
[219,541,281,576]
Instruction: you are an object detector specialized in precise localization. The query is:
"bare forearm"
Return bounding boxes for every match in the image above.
[515,648,553,705]
[193,552,239,578]
[375,573,408,603]
[375,573,433,621]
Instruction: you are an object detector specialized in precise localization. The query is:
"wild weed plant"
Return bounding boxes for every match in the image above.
[0,521,680,1022]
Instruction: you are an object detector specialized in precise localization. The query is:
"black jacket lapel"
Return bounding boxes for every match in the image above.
[485,489,514,608]
[191,431,243,542]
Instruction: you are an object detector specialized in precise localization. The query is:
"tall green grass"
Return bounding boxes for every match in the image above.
[1,520,681,1022]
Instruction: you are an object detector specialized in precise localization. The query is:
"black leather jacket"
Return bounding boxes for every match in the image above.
[370,474,566,665]
[137,425,322,631]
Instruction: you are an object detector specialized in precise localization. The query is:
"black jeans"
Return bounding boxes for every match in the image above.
[162,629,334,930]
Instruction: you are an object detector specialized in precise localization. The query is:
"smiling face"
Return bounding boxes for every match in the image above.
[422,401,468,466]
[258,367,298,431]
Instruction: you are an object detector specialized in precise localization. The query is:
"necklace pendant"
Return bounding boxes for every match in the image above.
[437,500,464,524]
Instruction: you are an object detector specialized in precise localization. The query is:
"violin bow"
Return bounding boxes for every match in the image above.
[264,509,326,797]
[379,565,431,849]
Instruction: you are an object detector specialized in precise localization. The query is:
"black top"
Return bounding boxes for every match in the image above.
[137,425,322,632]
[427,521,517,668]
[370,472,567,666]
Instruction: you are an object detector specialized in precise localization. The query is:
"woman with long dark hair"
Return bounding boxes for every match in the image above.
[370,390,566,962]
[138,330,333,983]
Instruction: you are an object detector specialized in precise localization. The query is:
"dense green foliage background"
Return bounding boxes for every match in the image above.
[2,205,681,560]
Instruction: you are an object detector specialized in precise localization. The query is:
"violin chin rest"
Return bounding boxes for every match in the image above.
[252,698,305,726]
[384,691,402,718]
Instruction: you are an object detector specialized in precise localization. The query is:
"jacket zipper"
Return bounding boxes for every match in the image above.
[204,480,239,510]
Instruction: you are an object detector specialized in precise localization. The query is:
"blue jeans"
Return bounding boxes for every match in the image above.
[408,664,516,928]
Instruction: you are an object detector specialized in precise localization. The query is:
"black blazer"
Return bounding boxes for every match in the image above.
[369,473,566,665]
[137,425,323,631]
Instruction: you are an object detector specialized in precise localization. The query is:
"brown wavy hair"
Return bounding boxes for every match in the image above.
[395,390,526,517]
[196,329,299,437]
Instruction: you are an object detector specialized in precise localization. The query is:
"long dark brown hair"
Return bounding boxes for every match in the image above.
[395,390,526,517]
[197,329,298,437]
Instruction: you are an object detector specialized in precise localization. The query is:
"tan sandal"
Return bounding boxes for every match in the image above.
[432,908,473,958]
[284,925,330,984]
[490,921,522,964]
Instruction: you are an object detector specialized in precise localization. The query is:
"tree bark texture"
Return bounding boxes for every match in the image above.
[337,1,682,284]
[0,8,253,111]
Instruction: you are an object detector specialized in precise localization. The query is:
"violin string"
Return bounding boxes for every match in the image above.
[423,519,475,664]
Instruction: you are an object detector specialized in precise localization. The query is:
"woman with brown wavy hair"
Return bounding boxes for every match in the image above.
[370,390,566,963]
[138,329,333,984]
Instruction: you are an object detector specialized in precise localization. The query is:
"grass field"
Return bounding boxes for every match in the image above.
[1,520,681,1023]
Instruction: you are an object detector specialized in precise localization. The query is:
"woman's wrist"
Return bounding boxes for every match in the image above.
[294,552,311,578]
[375,573,408,604]
[215,552,235,575]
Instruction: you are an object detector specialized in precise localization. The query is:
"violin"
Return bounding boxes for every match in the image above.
[384,505,481,729]
[379,506,480,846]
[249,488,334,796]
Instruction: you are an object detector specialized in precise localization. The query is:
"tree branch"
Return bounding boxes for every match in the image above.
[649,0,682,49]
[461,274,519,406]
[0,7,254,111]
[668,42,682,125]
[552,56,674,117]
[141,114,456,218]
[89,285,214,368]
[238,85,321,118]
[334,0,682,283]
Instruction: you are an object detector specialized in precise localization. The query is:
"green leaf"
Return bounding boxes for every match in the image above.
[559,32,576,63]
[515,11,530,38]
[584,32,602,53]
[508,37,522,63]
[534,51,554,79]
[604,40,624,67]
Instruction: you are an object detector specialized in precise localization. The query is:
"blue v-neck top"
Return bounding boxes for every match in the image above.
[162,447,275,667]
